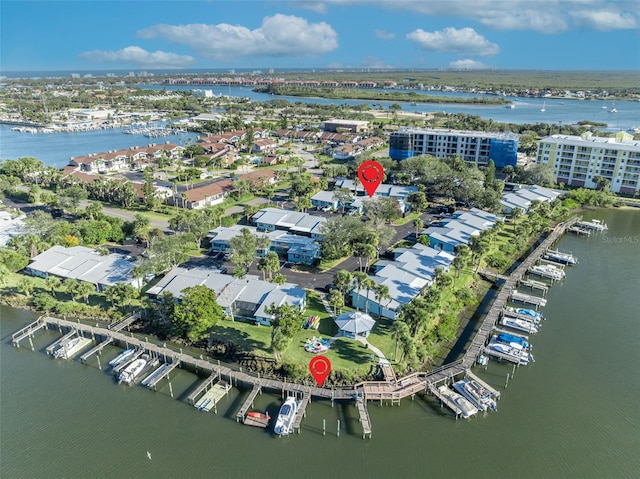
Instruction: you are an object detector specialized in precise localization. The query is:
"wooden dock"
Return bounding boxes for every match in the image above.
[194,381,231,413]
[236,383,262,422]
[428,383,464,419]
[80,337,114,363]
[109,312,141,332]
[243,413,271,428]
[112,349,144,374]
[355,392,372,438]
[379,358,397,384]
[141,361,180,389]
[465,369,501,399]
[11,318,47,349]
[568,226,592,236]
[510,290,547,308]
[292,391,310,433]
[45,329,78,355]
[187,372,219,405]
[518,278,549,295]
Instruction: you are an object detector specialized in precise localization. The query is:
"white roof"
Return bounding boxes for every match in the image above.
[334,311,375,334]
[28,245,135,287]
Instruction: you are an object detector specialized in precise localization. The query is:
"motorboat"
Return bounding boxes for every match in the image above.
[274,397,298,435]
[576,219,607,231]
[495,332,530,350]
[452,379,497,412]
[118,354,149,385]
[505,306,544,322]
[438,385,478,418]
[543,249,578,265]
[486,339,534,365]
[108,348,136,367]
[53,337,81,359]
[529,264,565,280]
[500,315,539,334]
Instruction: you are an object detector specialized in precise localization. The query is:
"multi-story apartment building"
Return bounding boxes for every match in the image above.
[536,133,640,195]
[389,128,519,167]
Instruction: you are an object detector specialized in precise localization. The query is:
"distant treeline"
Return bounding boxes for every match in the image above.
[254,84,509,104]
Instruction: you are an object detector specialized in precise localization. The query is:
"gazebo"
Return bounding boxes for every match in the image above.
[334,311,376,339]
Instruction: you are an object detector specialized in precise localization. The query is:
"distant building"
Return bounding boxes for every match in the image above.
[389,127,519,167]
[535,132,640,194]
[323,119,369,133]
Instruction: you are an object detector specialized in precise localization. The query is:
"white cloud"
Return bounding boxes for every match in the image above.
[407,27,500,57]
[79,46,194,68]
[295,1,328,14]
[570,9,637,30]
[138,14,338,60]
[449,59,489,69]
[375,29,396,40]
[328,0,639,34]
[362,56,392,68]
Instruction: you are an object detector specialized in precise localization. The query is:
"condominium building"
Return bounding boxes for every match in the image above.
[536,133,640,194]
[389,128,519,167]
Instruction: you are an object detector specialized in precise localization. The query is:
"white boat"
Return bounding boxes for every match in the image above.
[529,264,565,280]
[108,348,136,367]
[576,219,607,231]
[540,101,546,112]
[505,306,544,322]
[118,355,149,385]
[452,379,497,412]
[544,249,578,265]
[610,107,617,113]
[505,104,515,109]
[486,339,534,365]
[500,315,540,334]
[438,385,478,418]
[53,337,81,359]
[273,397,298,435]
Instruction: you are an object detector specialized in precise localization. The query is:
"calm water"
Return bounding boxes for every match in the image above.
[2,87,638,167]
[1,209,639,479]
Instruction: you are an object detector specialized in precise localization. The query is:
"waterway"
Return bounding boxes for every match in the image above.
[1,86,638,168]
[1,208,638,478]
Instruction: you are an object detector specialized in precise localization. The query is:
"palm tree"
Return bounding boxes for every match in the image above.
[352,271,368,311]
[509,207,523,232]
[413,217,424,237]
[17,278,34,297]
[362,277,376,314]
[328,288,344,316]
[333,270,353,305]
[45,276,61,298]
[374,283,390,319]
[77,281,95,304]
[64,279,80,302]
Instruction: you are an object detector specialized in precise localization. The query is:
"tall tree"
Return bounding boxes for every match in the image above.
[173,285,223,342]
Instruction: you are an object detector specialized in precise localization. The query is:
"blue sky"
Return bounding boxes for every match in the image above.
[1,1,639,72]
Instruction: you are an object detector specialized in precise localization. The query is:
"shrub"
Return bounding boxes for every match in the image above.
[485,251,510,268]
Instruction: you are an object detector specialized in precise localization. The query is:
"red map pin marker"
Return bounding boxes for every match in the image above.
[309,356,331,387]
[358,160,384,197]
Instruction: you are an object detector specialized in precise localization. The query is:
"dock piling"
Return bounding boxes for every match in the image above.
[323,419,326,436]
[97,355,101,370]
[337,419,340,437]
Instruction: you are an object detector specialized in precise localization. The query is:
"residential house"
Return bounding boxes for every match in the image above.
[172,179,235,209]
[25,245,137,291]
[310,190,340,210]
[251,138,278,153]
[146,267,306,325]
